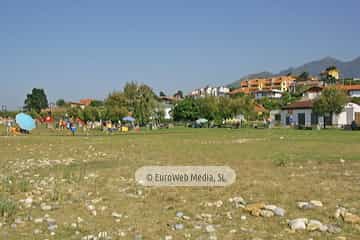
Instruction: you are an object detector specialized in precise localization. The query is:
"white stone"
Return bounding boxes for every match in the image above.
[24,197,33,208]
[260,210,274,217]
[40,203,52,211]
[307,219,323,231]
[309,200,323,207]
[112,212,123,218]
[264,205,277,211]
[273,207,286,216]
[289,218,308,231]
[205,224,215,233]
[34,218,44,224]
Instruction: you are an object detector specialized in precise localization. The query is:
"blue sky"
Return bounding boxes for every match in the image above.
[1,0,359,109]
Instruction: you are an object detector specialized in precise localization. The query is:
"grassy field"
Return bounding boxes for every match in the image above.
[0,127,360,239]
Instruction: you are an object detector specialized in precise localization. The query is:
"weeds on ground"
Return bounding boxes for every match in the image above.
[0,195,16,218]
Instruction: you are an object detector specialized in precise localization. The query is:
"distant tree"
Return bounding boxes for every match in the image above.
[230,95,256,120]
[134,84,157,125]
[159,91,166,97]
[24,88,49,113]
[89,100,104,107]
[296,72,310,82]
[154,103,166,123]
[257,97,281,111]
[104,105,128,122]
[105,91,127,107]
[217,97,233,120]
[313,87,348,128]
[104,91,128,121]
[172,98,200,121]
[106,82,157,125]
[197,97,218,121]
[280,92,299,106]
[67,107,81,119]
[174,90,184,99]
[56,99,66,107]
[82,106,100,121]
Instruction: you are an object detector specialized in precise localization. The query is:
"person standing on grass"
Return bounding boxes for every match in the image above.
[6,117,11,136]
[69,122,77,136]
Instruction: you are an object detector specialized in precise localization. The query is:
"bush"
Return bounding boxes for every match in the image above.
[0,196,16,218]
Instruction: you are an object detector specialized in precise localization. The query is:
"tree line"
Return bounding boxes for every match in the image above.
[3,76,351,127]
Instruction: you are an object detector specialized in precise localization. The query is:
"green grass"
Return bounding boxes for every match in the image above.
[0,127,359,239]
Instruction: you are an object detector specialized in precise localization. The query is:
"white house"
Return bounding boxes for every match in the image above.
[334,102,360,126]
[254,89,283,99]
[270,100,360,128]
[158,96,175,120]
[301,86,323,100]
[190,85,230,98]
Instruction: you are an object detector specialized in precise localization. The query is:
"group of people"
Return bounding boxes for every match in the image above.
[1,116,30,135]
[55,118,137,135]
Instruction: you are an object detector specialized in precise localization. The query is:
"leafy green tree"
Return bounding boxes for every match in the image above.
[105,91,128,121]
[159,91,166,97]
[104,82,157,125]
[134,84,157,125]
[217,97,233,120]
[154,104,166,123]
[230,95,256,120]
[123,82,157,125]
[172,98,200,121]
[67,107,81,119]
[313,87,348,128]
[82,106,100,121]
[89,100,104,107]
[28,109,40,119]
[106,91,127,107]
[24,88,49,113]
[105,105,128,122]
[257,97,281,111]
[197,97,218,120]
[56,99,66,107]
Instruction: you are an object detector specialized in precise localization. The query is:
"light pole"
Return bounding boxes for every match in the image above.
[49,102,55,114]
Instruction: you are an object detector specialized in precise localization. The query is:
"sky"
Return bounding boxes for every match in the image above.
[1,0,359,110]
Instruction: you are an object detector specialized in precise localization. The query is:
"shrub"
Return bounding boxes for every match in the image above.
[0,196,17,218]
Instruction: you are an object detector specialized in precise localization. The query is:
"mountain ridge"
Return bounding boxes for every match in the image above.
[227,56,360,88]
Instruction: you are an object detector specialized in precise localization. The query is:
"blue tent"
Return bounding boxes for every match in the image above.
[15,113,36,131]
[122,116,135,122]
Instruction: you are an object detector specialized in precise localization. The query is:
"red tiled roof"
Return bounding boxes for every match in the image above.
[336,84,360,91]
[282,100,314,110]
[229,88,249,95]
[254,103,267,113]
[80,99,93,106]
[303,86,323,93]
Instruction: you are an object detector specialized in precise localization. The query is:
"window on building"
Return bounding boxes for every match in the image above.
[298,113,305,126]
[311,112,318,125]
[275,114,281,122]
